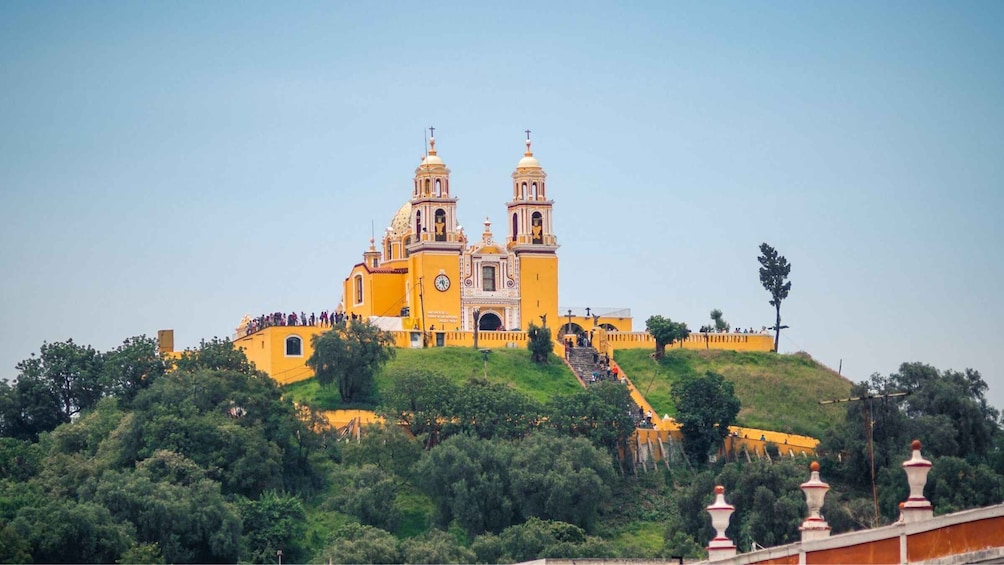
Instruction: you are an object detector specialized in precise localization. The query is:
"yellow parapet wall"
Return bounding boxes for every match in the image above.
[605,331,774,352]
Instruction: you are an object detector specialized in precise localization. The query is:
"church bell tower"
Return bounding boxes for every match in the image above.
[407,130,464,331]
[507,132,559,330]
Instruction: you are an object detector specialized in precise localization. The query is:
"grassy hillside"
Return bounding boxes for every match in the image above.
[615,349,853,438]
[283,348,581,409]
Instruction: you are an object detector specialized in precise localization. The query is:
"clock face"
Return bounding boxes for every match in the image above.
[434,274,450,292]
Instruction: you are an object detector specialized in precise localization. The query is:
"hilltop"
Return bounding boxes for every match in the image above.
[614,348,853,438]
[285,347,852,439]
[282,348,583,410]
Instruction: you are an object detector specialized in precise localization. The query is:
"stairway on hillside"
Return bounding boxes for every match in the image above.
[564,345,646,428]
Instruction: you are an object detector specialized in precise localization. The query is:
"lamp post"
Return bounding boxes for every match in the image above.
[566,309,573,337]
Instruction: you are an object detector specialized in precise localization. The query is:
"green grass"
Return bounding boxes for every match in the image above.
[615,349,852,438]
[283,347,582,410]
[376,348,581,404]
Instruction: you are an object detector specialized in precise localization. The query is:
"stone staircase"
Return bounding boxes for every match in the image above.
[564,345,646,427]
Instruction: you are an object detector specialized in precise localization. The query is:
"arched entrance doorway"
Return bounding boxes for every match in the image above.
[559,322,585,337]
[478,312,503,331]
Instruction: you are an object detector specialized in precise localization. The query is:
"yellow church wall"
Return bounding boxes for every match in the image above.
[234,326,322,385]
[407,252,462,331]
[343,265,409,319]
[517,254,558,330]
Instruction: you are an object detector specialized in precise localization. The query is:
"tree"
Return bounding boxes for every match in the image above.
[414,434,517,535]
[102,335,167,404]
[545,381,635,462]
[17,339,105,422]
[318,523,401,565]
[527,322,553,364]
[378,369,457,445]
[672,372,741,466]
[400,529,476,564]
[645,315,690,359]
[710,309,730,332]
[238,490,307,564]
[307,321,395,403]
[446,377,542,441]
[758,243,792,352]
[471,518,613,563]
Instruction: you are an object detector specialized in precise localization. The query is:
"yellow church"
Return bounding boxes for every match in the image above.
[343,133,567,338]
[227,131,772,385]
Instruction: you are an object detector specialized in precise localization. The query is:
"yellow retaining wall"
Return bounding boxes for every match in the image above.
[605,331,774,352]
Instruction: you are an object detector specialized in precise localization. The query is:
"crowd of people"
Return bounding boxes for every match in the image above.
[242,310,364,336]
[697,325,771,334]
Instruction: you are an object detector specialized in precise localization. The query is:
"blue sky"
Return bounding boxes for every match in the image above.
[2,2,1003,409]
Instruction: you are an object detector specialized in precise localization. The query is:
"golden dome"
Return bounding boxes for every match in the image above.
[419,136,446,167]
[388,202,412,238]
[517,139,541,169]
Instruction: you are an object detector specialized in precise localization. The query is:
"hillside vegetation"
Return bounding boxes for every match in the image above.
[285,348,582,409]
[614,349,853,438]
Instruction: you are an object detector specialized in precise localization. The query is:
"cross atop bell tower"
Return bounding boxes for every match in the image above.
[409,129,462,253]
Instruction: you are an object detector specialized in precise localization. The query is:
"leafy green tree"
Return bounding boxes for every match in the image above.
[471,517,613,563]
[174,336,259,375]
[9,498,134,564]
[342,422,423,478]
[677,459,808,551]
[239,490,307,564]
[329,464,401,531]
[415,434,517,535]
[308,321,395,403]
[527,322,554,364]
[672,372,740,466]
[102,336,167,404]
[318,523,401,564]
[758,242,792,352]
[710,309,730,332]
[1,339,106,440]
[400,529,475,564]
[126,364,317,497]
[446,377,542,441]
[546,381,635,462]
[93,450,242,563]
[822,363,1000,499]
[378,369,457,444]
[509,433,614,531]
[645,315,690,359]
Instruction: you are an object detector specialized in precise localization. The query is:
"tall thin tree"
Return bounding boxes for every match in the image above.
[758,243,792,352]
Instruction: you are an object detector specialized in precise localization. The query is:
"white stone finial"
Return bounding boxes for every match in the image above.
[901,439,934,522]
[800,461,831,541]
[706,485,737,561]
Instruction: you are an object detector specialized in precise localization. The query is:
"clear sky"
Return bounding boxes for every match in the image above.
[2,2,1003,409]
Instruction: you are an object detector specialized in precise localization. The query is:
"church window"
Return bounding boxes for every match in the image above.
[354,274,364,305]
[424,178,430,195]
[512,213,518,242]
[435,179,442,197]
[521,182,527,199]
[482,265,496,291]
[385,239,392,260]
[415,211,422,238]
[532,182,538,199]
[434,209,446,241]
[403,235,411,257]
[285,336,302,357]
